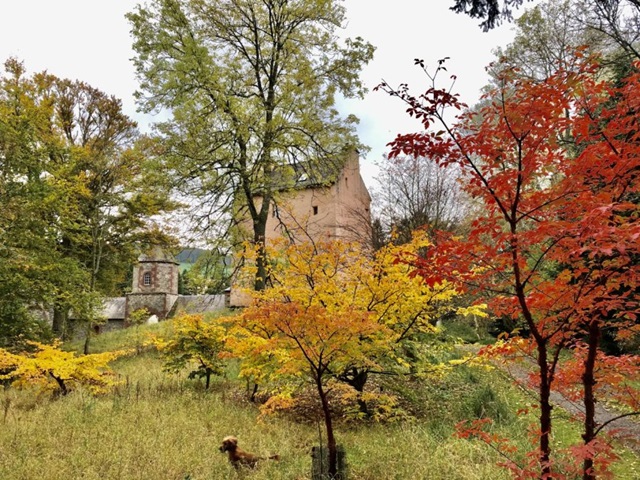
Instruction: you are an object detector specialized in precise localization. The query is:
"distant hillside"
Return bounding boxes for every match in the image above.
[176,248,233,277]
[176,248,207,265]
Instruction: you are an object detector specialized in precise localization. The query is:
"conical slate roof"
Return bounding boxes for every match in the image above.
[137,245,179,264]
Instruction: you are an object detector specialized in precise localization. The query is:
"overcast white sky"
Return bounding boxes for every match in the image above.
[0,0,528,190]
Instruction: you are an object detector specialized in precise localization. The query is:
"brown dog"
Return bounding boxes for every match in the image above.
[219,436,280,469]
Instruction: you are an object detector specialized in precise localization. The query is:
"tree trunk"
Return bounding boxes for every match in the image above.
[582,320,600,480]
[50,373,68,396]
[253,217,268,292]
[340,367,370,417]
[52,307,68,339]
[250,382,259,402]
[316,374,337,478]
[536,343,553,479]
[83,324,92,355]
[513,232,553,479]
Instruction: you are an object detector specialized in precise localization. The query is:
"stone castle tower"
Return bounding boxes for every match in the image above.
[125,246,179,321]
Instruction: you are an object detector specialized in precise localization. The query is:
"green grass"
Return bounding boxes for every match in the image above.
[0,372,515,480]
[2,319,639,480]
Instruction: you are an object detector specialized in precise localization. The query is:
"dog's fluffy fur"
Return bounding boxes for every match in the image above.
[219,436,279,469]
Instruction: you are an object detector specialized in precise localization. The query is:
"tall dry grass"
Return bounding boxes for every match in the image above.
[1,319,638,479]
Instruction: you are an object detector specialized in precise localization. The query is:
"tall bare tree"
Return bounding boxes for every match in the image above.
[490,0,609,81]
[576,0,640,61]
[374,154,472,245]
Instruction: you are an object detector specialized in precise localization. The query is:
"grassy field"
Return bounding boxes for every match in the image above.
[1,320,639,480]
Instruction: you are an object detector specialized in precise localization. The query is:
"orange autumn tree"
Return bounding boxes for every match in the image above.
[228,233,477,477]
[377,56,640,479]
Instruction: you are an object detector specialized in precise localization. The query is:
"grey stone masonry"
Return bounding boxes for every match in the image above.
[131,246,179,294]
[125,293,179,321]
[125,246,180,321]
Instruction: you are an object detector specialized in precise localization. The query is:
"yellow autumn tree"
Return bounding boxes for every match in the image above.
[228,280,390,479]
[234,230,482,395]
[228,231,481,477]
[0,341,127,396]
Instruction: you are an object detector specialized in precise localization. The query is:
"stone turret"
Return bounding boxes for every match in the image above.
[125,246,179,321]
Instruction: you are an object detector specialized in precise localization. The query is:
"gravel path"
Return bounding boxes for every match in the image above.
[497,359,640,454]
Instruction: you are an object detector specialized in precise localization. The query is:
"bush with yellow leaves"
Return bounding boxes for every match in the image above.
[0,341,128,396]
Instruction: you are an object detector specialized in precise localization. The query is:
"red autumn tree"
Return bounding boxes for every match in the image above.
[377,56,640,479]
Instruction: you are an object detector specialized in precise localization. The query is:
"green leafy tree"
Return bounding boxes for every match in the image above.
[489,0,607,82]
[0,58,178,349]
[127,0,375,290]
[181,250,232,295]
[575,0,640,62]
[0,59,84,348]
[43,78,178,349]
[485,0,639,91]
[151,314,226,389]
[452,0,640,63]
